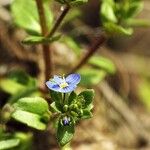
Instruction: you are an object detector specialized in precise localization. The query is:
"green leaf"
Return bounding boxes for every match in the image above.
[126,1,143,18]
[104,22,133,35]
[70,0,88,6]
[78,89,94,107]
[11,0,53,34]
[57,120,75,146]
[89,56,116,74]
[55,0,88,5]
[13,97,50,115]
[101,0,117,23]
[0,79,25,95]
[0,139,20,150]
[8,87,38,104]
[50,90,62,111]
[78,68,106,86]
[8,70,36,86]
[0,70,37,96]
[12,110,47,130]
[22,35,61,45]
[81,109,93,119]
[68,91,77,105]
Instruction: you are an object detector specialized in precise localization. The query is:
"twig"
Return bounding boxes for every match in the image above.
[46,5,70,38]
[69,34,107,74]
[98,80,150,145]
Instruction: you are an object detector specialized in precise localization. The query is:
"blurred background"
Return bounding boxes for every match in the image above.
[0,0,150,149]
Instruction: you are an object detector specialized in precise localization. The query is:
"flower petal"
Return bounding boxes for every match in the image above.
[46,81,60,92]
[53,75,63,84]
[66,74,81,85]
[59,85,77,93]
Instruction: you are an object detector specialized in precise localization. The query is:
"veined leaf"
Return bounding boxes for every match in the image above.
[57,120,75,146]
[12,110,47,130]
[11,0,53,34]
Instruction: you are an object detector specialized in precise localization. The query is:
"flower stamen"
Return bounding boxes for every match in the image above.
[59,80,69,89]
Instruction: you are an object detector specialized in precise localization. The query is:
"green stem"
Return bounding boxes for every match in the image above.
[60,143,72,150]
[63,93,66,104]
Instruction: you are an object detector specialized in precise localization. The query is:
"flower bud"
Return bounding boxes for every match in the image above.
[63,105,68,112]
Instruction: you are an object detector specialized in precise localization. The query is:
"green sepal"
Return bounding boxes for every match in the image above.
[68,91,77,105]
[50,90,63,111]
[57,119,75,146]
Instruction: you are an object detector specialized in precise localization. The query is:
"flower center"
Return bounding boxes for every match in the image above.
[59,81,68,88]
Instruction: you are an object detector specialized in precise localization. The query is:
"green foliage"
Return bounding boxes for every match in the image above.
[0,71,39,104]
[78,89,94,107]
[89,56,116,74]
[0,139,20,150]
[55,0,88,6]
[11,97,50,130]
[22,35,61,45]
[138,79,150,111]
[13,97,50,115]
[12,110,47,130]
[100,0,150,35]
[101,0,117,23]
[11,0,53,34]
[61,36,81,56]
[79,68,106,86]
[0,132,32,150]
[50,90,63,111]
[47,88,94,146]
[0,79,25,95]
[57,120,75,146]
[104,23,133,36]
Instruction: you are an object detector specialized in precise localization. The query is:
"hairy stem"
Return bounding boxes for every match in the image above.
[35,0,52,83]
[69,34,107,74]
[46,5,70,38]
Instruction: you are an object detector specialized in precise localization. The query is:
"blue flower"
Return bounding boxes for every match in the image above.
[62,116,70,126]
[46,74,81,93]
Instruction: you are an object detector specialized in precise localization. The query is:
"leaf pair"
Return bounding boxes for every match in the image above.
[100,0,149,35]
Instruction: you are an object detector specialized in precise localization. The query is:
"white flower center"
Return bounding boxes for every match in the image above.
[59,81,68,88]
